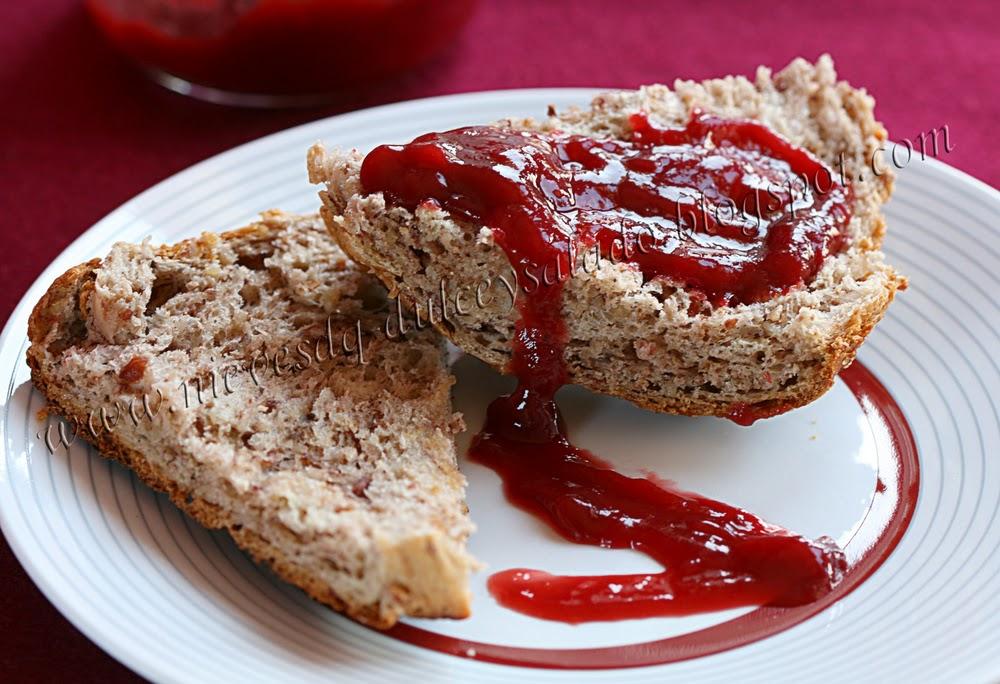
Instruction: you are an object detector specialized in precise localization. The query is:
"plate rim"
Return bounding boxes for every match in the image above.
[1,86,997,683]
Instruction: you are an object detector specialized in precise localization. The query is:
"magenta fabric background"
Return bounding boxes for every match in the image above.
[1,1,996,680]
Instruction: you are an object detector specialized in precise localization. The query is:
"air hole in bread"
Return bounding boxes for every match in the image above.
[240,284,261,307]
[700,382,722,394]
[357,280,388,312]
[236,250,273,271]
[50,315,88,355]
[220,479,239,500]
[647,281,677,304]
[145,270,183,315]
[322,558,348,574]
[352,475,372,499]
[265,268,284,290]
[413,248,432,272]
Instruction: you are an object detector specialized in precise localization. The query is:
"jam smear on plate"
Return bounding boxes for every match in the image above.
[473,391,848,622]
[361,111,851,622]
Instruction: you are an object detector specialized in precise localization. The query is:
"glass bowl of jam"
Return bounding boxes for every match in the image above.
[85,0,477,106]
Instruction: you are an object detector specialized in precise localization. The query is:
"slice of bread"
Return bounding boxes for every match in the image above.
[26,210,475,628]
[308,55,906,419]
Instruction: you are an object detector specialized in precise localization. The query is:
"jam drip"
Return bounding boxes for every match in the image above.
[361,112,852,622]
[472,396,847,622]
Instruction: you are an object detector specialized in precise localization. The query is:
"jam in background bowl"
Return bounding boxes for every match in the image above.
[85,0,478,106]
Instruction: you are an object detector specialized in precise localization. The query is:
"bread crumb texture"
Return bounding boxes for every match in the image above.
[27,210,475,628]
[309,55,906,417]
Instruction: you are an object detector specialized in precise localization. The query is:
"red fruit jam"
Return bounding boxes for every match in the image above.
[361,110,852,307]
[87,0,476,95]
[474,394,848,622]
[361,111,852,622]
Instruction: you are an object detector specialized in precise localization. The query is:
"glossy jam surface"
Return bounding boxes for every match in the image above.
[470,393,848,622]
[361,111,852,307]
[363,113,852,622]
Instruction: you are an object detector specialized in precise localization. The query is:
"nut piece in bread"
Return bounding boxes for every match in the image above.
[308,55,906,420]
[27,211,475,628]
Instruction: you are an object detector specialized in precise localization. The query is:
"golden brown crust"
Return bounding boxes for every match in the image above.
[584,274,903,418]
[27,260,98,356]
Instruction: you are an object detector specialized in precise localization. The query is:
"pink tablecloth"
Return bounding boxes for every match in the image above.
[1,1,996,679]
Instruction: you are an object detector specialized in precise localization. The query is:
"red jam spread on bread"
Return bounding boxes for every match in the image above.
[360,110,852,307]
[361,112,851,622]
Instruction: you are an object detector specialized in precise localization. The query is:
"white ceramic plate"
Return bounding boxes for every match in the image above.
[2,89,998,683]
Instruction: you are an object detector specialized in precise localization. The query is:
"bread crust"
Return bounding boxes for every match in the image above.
[309,56,906,420]
[27,212,474,628]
